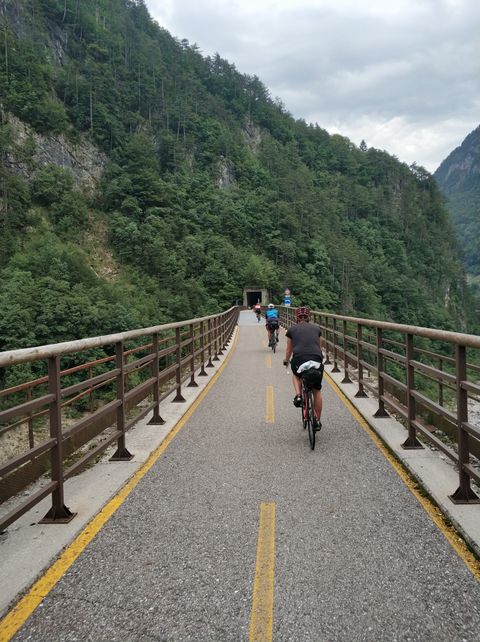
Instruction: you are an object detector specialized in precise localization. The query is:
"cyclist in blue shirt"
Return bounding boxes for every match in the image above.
[265,303,280,347]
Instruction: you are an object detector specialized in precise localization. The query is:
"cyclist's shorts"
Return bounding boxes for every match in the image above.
[266,319,279,330]
[291,354,324,389]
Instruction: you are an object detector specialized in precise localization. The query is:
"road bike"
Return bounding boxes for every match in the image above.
[268,325,279,353]
[301,376,318,450]
[285,361,322,450]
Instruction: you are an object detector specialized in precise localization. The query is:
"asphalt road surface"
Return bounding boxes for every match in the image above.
[12,311,480,641]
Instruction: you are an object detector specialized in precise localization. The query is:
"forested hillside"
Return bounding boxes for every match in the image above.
[435,125,480,278]
[0,0,474,357]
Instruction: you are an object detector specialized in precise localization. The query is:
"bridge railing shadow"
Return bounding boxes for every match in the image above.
[0,308,239,531]
[280,306,480,505]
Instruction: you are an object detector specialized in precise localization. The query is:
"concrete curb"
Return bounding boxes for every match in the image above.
[0,330,237,618]
[325,364,480,558]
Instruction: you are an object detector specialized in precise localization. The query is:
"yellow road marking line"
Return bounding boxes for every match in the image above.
[249,502,276,642]
[0,328,240,642]
[265,355,272,369]
[324,371,480,581]
[265,386,275,424]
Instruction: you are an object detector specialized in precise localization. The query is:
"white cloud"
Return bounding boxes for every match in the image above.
[145,0,480,172]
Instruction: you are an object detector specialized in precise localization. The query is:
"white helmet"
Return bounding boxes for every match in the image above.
[268,303,274,308]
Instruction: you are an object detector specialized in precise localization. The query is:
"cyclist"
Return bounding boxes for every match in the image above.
[253,302,261,322]
[265,303,279,346]
[283,306,323,427]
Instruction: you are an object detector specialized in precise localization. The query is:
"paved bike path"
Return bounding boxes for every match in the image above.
[11,312,480,641]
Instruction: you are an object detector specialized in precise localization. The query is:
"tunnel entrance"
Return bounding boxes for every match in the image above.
[246,291,262,307]
[243,286,269,307]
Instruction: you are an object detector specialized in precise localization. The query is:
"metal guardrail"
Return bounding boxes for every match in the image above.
[0,307,239,531]
[279,306,480,505]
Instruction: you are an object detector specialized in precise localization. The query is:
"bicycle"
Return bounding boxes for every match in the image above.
[285,361,322,450]
[267,324,279,353]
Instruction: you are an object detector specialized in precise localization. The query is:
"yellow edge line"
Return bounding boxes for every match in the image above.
[324,370,480,581]
[0,327,240,642]
[265,386,275,424]
[249,502,276,642]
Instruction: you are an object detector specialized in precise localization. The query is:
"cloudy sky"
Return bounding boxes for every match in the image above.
[145,0,479,172]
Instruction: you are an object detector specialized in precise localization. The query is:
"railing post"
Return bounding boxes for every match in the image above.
[173,327,186,402]
[218,315,225,355]
[323,316,331,365]
[199,320,208,376]
[402,333,422,449]
[341,319,352,383]
[206,318,214,367]
[355,324,367,398]
[188,323,199,387]
[148,333,165,425]
[374,328,389,418]
[450,344,480,503]
[110,341,133,460]
[213,316,220,361]
[88,365,95,413]
[40,356,75,523]
[27,388,34,448]
[331,318,340,373]
[438,358,444,406]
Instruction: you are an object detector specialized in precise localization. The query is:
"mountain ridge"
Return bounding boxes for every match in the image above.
[434,125,480,277]
[0,0,475,375]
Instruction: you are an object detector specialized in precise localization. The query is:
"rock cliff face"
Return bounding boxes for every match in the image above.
[435,126,480,195]
[3,113,106,189]
[434,126,480,276]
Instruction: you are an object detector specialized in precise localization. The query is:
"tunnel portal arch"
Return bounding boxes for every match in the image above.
[243,287,269,307]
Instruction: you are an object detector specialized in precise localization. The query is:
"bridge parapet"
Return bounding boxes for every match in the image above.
[0,307,239,531]
[279,306,480,504]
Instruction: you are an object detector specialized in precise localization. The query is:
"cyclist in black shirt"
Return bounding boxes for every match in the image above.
[283,306,323,423]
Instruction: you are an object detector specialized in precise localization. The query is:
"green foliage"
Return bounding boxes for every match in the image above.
[50,191,89,233]
[32,165,74,205]
[0,0,475,356]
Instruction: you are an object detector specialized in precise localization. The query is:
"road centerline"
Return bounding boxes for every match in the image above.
[265,386,275,424]
[249,502,276,642]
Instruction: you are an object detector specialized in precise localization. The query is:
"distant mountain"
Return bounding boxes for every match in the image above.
[435,126,480,276]
[0,0,473,360]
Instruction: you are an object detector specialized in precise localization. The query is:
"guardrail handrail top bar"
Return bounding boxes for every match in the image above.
[0,307,237,368]
[280,306,480,349]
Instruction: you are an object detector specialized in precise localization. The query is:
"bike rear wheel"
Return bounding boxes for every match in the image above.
[306,389,316,450]
[271,335,277,353]
[302,389,308,430]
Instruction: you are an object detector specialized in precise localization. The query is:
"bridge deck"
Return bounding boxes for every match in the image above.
[9,312,480,641]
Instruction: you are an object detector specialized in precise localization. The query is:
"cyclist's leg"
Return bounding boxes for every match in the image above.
[292,373,302,396]
[290,356,304,406]
[313,389,323,422]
